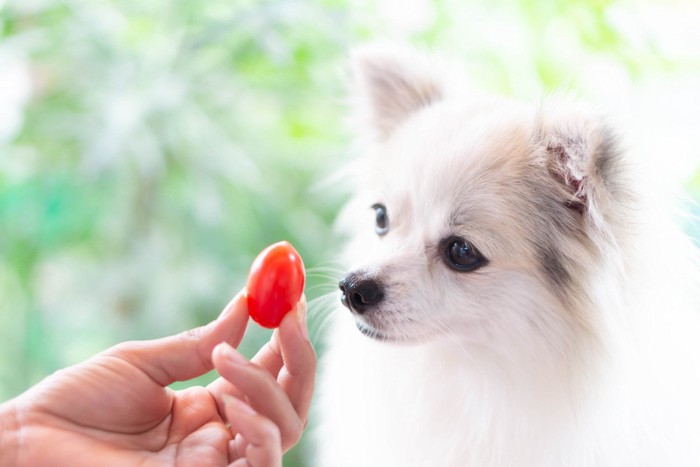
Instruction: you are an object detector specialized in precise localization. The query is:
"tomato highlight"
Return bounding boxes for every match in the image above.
[246,241,305,329]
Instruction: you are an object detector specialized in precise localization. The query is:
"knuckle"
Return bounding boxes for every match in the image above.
[300,341,317,371]
[180,327,212,369]
[251,366,278,391]
[308,345,318,370]
[107,340,139,358]
[186,385,209,399]
[281,418,304,446]
[182,326,204,342]
[259,418,282,444]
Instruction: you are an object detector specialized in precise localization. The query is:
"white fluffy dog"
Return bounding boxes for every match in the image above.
[315,45,700,467]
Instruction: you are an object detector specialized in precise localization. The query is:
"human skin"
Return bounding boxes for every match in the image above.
[0,291,315,467]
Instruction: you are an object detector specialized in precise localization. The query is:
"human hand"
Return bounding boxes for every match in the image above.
[0,290,315,467]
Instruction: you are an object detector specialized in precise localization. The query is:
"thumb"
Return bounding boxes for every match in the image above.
[106,290,250,387]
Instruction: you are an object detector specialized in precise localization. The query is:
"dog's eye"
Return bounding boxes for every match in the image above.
[372,203,389,235]
[442,237,486,272]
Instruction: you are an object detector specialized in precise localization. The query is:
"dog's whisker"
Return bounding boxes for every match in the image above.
[305,283,339,295]
[306,269,344,277]
[306,292,341,343]
[306,274,342,283]
[307,292,338,316]
[306,264,346,275]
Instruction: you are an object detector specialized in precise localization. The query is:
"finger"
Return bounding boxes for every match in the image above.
[249,295,309,379]
[228,434,247,463]
[208,330,282,418]
[224,395,282,467]
[251,330,284,377]
[208,298,302,411]
[212,297,315,429]
[107,290,249,386]
[213,342,303,450]
[276,296,316,421]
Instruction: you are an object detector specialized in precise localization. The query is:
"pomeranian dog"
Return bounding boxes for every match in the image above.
[315,44,700,467]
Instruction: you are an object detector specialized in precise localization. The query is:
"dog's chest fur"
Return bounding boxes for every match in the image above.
[316,313,697,467]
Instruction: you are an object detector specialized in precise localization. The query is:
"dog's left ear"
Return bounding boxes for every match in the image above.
[351,43,445,142]
[535,102,624,225]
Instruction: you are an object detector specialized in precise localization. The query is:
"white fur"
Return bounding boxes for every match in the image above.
[314,45,700,467]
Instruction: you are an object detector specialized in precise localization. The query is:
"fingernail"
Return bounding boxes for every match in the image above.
[223,394,256,416]
[296,295,309,341]
[216,342,248,366]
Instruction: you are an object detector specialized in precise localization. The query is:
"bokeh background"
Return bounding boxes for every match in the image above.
[1,0,699,465]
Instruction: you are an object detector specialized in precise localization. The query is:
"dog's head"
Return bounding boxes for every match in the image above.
[338,45,631,356]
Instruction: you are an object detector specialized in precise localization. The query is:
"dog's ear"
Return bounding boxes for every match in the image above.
[351,44,444,142]
[536,101,624,226]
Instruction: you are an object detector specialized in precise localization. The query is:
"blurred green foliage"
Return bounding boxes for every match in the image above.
[1,0,698,465]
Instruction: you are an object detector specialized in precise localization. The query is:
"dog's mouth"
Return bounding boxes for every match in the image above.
[355,321,393,342]
[354,319,430,346]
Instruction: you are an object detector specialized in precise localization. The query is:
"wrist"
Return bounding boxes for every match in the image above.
[0,400,19,466]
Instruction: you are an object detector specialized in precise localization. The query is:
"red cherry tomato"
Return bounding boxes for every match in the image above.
[246,241,305,329]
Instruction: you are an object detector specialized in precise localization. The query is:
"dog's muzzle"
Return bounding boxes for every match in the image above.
[338,272,384,314]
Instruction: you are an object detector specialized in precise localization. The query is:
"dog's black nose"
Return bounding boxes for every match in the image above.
[339,273,384,314]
